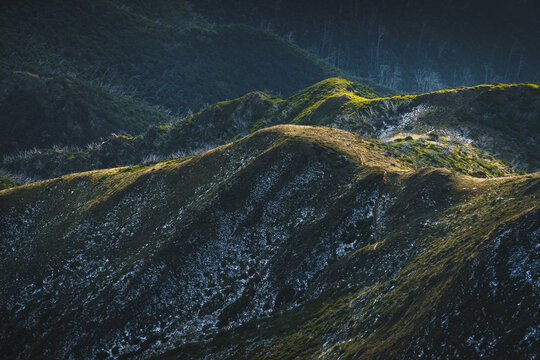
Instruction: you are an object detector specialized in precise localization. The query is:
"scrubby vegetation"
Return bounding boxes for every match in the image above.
[0,70,174,155]
[0,176,18,190]
[4,79,537,181]
[1,125,538,359]
[385,135,514,177]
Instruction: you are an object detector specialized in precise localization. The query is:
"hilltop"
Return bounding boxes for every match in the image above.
[1,125,538,358]
[4,79,538,182]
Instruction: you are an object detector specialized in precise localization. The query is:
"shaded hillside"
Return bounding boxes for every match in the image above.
[5,79,538,180]
[1,125,538,359]
[0,71,174,156]
[0,0,388,117]
[0,176,18,190]
[191,0,540,92]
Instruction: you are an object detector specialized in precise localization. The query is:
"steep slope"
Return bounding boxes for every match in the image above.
[0,71,174,156]
[0,125,538,359]
[0,0,387,117]
[5,79,537,180]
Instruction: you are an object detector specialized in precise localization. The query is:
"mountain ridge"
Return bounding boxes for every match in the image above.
[1,124,538,358]
[0,2,538,358]
[3,79,537,183]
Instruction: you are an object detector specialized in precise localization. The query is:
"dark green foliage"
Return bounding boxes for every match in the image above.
[0,176,18,190]
[112,0,206,28]
[0,0,389,118]
[0,71,173,156]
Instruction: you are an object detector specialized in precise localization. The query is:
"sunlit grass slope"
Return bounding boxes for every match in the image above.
[5,79,538,181]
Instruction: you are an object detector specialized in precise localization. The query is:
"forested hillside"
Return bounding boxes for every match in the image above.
[192,0,540,92]
[0,0,388,117]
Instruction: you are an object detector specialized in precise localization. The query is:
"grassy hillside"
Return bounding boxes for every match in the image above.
[1,2,537,359]
[276,81,540,172]
[0,0,388,118]
[5,79,537,181]
[1,125,537,358]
